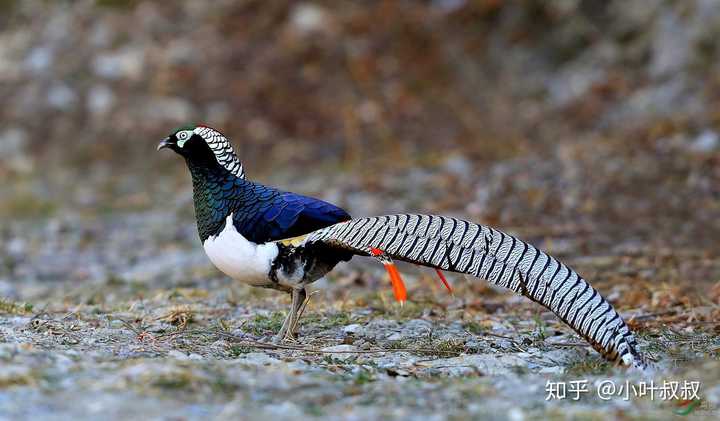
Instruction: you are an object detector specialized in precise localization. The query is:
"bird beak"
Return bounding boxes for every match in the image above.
[157,137,172,151]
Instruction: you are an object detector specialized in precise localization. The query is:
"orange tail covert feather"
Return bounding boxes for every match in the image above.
[369,247,407,303]
[435,269,453,293]
[384,263,407,304]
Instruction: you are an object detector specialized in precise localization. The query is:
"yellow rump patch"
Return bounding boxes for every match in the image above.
[275,234,308,247]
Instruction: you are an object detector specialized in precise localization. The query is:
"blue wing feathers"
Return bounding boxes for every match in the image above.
[230,181,351,243]
[262,203,283,221]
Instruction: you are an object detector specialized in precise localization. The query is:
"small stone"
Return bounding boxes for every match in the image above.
[386,367,410,377]
[265,401,303,417]
[0,128,27,155]
[386,332,404,341]
[403,319,433,332]
[650,10,691,79]
[497,340,513,350]
[444,155,472,177]
[343,324,361,335]
[0,128,32,173]
[321,344,358,362]
[465,339,489,353]
[92,48,144,80]
[24,46,53,74]
[538,366,564,375]
[47,82,76,109]
[167,350,188,360]
[690,130,718,152]
[238,352,281,366]
[289,3,329,34]
[508,408,525,421]
[356,101,380,123]
[6,237,26,256]
[108,319,125,329]
[87,85,115,116]
[0,280,15,297]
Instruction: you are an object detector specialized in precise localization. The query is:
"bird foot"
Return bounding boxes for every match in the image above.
[272,331,298,344]
[273,287,310,344]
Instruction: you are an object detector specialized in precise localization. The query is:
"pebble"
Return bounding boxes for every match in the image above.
[386,332,404,341]
[538,366,564,375]
[289,3,330,34]
[690,130,719,153]
[167,350,189,360]
[92,48,144,80]
[320,345,359,362]
[237,353,282,366]
[343,323,362,335]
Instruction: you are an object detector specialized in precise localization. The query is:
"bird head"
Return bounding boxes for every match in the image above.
[158,125,245,178]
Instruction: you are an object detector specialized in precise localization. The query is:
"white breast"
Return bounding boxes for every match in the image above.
[202,214,279,287]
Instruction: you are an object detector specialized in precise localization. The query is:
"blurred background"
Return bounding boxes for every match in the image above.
[1,2,720,418]
[0,0,718,304]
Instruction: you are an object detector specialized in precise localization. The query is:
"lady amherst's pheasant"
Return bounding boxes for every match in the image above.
[158,125,646,369]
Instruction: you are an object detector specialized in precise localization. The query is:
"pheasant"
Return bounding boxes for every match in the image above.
[158,125,646,369]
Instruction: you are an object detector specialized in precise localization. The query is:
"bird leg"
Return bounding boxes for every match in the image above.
[294,289,319,326]
[287,288,317,339]
[274,286,308,343]
[275,309,293,343]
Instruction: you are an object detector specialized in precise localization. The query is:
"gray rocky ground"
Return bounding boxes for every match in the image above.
[1,169,719,420]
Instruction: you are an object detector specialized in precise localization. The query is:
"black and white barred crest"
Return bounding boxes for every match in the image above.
[304,214,647,369]
[193,126,245,179]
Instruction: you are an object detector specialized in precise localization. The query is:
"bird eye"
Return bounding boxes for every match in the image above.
[176,130,192,147]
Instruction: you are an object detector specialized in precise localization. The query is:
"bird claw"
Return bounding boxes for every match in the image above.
[272,331,298,344]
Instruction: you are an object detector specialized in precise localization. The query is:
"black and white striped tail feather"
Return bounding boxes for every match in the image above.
[304,214,646,369]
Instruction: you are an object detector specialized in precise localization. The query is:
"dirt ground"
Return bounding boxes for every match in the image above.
[1,165,719,419]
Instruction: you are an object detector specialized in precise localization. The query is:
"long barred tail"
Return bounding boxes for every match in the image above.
[304,214,646,369]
